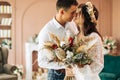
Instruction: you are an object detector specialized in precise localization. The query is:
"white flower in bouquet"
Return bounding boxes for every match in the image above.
[60,41,66,47]
[66,51,74,58]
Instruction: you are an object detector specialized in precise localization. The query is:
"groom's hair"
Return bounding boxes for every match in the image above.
[56,0,78,11]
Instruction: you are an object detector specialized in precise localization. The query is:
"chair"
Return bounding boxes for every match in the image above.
[0,47,18,80]
[99,54,120,80]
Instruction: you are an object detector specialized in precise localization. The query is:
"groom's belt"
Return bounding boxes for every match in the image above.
[54,69,65,73]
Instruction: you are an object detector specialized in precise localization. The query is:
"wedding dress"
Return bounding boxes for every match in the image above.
[72,32,104,80]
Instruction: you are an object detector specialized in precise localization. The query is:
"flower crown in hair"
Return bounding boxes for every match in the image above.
[85,2,96,23]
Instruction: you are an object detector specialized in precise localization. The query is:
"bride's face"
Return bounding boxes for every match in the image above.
[73,8,84,26]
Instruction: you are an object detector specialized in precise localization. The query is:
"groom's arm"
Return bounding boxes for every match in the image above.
[38,29,65,70]
[38,49,65,69]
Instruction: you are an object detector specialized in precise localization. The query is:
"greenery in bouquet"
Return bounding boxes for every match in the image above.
[103,36,117,51]
[43,32,97,67]
[64,51,93,67]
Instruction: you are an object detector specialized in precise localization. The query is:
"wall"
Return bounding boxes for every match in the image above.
[99,0,112,36]
[12,0,115,73]
[112,0,120,49]
[15,0,56,67]
[0,0,16,64]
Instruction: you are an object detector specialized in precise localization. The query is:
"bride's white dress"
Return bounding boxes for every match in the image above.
[72,32,104,80]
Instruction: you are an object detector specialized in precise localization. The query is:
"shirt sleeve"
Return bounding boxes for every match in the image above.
[37,28,65,70]
[38,49,65,69]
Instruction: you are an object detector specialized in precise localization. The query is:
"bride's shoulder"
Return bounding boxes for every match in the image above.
[89,32,101,40]
[89,32,99,37]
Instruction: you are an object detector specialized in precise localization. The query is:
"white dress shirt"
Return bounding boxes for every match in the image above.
[38,17,78,70]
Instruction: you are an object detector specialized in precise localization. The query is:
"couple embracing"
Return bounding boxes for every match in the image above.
[38,0,104,80]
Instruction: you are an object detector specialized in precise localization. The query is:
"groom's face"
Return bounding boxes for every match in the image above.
[63,5,77,22]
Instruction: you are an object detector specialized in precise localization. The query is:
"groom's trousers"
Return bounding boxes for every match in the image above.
[47,69,65,80]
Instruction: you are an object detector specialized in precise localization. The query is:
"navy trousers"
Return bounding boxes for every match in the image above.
[47,69,65,80]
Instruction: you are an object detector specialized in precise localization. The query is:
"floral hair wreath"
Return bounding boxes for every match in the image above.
[85,2,96,23]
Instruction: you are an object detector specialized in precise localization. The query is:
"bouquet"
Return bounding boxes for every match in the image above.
[103,36,117,51]
[43,32,97,67]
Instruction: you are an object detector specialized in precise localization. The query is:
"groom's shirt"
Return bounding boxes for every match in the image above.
[38,17,78,69]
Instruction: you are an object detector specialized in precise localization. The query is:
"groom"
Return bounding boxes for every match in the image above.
[38,0,78,80]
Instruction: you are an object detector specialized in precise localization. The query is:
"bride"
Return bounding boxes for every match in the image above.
[65,2,104,80]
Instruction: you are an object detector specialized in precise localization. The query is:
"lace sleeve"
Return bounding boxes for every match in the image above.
[88,33,104,74]
[71,33,103,80]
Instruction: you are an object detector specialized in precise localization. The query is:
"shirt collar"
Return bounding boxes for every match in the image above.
[53,17,65,29]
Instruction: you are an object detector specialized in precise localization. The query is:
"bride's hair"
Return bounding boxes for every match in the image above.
[78,2,103,40]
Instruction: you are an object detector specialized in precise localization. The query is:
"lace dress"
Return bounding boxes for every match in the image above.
[66,32,104,80]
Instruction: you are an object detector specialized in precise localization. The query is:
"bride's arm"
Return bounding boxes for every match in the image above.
[88,33,104,74]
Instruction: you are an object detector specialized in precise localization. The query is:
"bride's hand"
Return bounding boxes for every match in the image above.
[71,63,84,68]
[77,63,84,68]
[65,67,74,76]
